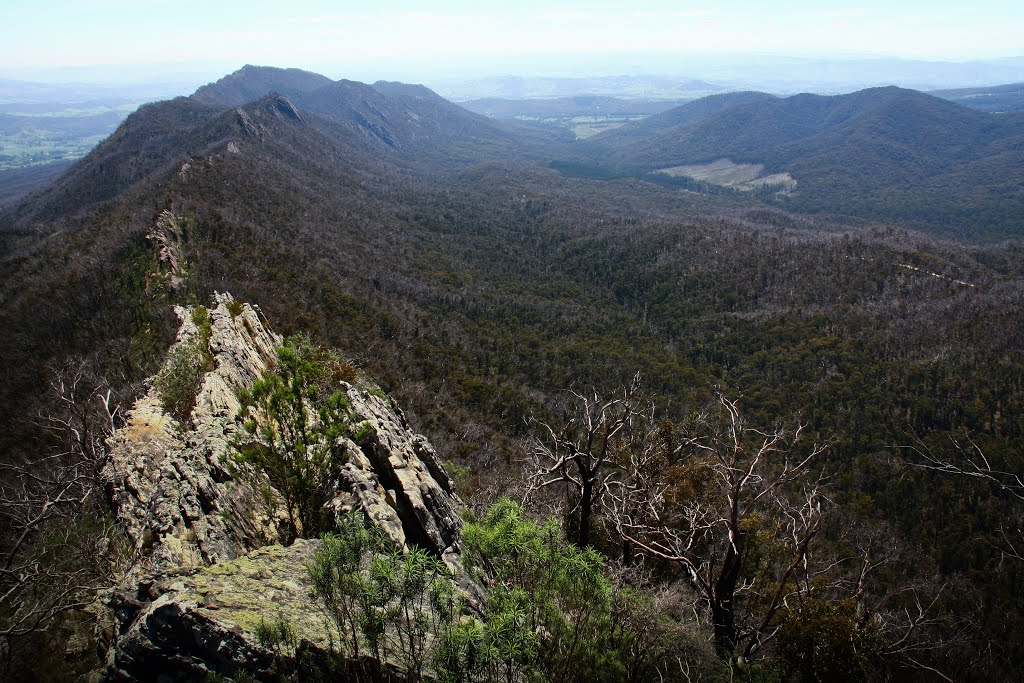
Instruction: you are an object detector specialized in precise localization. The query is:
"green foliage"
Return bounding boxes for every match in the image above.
[254,613,298,659]
[307,508,722,682]
[447,499,721,683]
[307,512,457,680]
[307,513,387,659]
[444,460,472,491]
[153,305,214,424]
[775,599,884,682]
[226,298,245,318]
[232,335,362,541]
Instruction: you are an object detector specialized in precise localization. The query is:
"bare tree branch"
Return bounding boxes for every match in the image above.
[603,394,829,659]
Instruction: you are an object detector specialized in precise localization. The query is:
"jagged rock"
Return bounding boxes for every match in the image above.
[102,292,465,678]
[334,389,462,570]
[272,95,303,122]
[104,293,285,577]
[103,541,321,682]
[146,210,187,290]
[235,108,261,138]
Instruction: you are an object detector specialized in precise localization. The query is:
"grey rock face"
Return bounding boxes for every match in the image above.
[104,541,320,682]
[331,387,462,570]
[102,292,464,678]
[103,293,285,577]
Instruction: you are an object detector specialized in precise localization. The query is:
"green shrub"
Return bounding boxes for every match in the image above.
[154,305,213,423]
[308,513,458,681]
[255,613,298,659]
[445,499,724,683]
[226,298,245,319]
[232,335,360,541]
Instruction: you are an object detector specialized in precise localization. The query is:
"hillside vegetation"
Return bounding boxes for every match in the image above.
[930,81,1024,112]
[1,65,1022,680]
[571,87,1024,238]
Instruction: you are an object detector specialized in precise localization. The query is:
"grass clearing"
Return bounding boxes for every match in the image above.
[657,158,797,192]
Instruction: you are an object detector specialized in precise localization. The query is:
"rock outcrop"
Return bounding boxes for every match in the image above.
[103,293,285,576]
[331,388,462,570]
[104,541,320,682]
[101,293,464,680]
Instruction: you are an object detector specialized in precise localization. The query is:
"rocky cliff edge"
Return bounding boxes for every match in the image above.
[100,293,463,680]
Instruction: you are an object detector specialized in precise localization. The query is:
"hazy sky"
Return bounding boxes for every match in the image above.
[3,0,1023,82]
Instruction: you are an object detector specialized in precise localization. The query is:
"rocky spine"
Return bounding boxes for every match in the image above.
[101,293,463,680]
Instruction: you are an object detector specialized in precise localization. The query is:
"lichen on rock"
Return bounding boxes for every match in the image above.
[101,292,465,679]
[104,293,286,578]
[103,540,326,682]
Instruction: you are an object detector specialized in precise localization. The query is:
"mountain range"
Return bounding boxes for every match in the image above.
[569,86,1024,238]
[1,64,1023,679]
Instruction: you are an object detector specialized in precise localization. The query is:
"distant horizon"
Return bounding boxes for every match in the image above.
[4,0,1023,85]
[3,52,1024,92]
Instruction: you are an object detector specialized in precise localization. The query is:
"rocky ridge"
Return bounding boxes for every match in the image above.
[101,293,463,680]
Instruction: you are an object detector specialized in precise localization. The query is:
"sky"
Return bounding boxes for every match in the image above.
[2,0,1023,84]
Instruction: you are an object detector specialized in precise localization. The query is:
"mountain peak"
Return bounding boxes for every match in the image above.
[192,65,334,107]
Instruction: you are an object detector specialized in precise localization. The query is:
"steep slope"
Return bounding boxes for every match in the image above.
[192,66,571,170]
[0,160,73,208]
[101,293,463,680]
[0,89,415,234]
[1,66,572,236]
[572,87,1024,238]
[2,97,225,227]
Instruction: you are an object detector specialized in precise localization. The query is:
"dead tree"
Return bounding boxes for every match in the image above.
[604,395,828,658]
[910,433,1023,563]
[0,360,127,669]
[526,374,647,547]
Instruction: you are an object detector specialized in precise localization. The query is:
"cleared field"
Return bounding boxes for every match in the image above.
[512,113,648,139]
[569,121,628,139]
[657,158,796,192]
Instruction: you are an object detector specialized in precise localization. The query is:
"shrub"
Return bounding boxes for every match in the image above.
[226,298,245,319]
[308,513,458,681]
[153,305,213,423]
[232,335,363,541]
[445,499,724,683]
[255,613,298,659]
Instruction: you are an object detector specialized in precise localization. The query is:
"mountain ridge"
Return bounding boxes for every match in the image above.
[191,64,335,106]
[2,63,1024,681]
[570,86,1024,237]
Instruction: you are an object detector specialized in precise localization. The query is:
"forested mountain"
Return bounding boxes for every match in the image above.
[571,87,1024,238]
[2,67,571,231]
[579,90,778,145]
[3,97,228,225]
[1,66,1023,680]
[191,64,335,106]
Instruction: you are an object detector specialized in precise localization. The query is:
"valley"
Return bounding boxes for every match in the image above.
[0,65,1022,681]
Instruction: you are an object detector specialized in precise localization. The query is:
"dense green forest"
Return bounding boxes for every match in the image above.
[1,66,1023,680]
